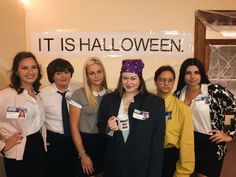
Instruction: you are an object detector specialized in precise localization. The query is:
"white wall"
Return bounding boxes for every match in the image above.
[0,0,26,175]
[24,0,236,92]
[0,1,235,177]
[0,0,26,90]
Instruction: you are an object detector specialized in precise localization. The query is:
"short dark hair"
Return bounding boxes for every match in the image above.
[154,65,175,82]
[175,58,210,92]
[10,51,42,94]
[114,73,149,98]
[47,58,74,83]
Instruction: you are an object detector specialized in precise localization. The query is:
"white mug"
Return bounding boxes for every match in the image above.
[117,114,130,131]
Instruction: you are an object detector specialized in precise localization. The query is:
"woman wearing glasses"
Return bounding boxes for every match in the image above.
[154,65,194,177]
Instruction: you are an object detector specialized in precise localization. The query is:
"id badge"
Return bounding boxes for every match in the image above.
[195,96,209,101]
[165,111,172,120]
[133,109,150,120]
[6,107,27,119]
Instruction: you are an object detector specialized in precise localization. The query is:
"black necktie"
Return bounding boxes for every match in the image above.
[57,91,70,136]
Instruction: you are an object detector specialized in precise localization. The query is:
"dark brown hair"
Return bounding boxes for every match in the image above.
[154,65,176,82]
[10,51,42,94]
[46,58,74,83]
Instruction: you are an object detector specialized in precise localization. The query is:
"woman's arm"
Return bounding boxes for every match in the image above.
[69,104,94,175]
[215,84,236,140]
[221,86,236,140]
[0,133,23,156]
[209,84,236,142]
[175,107,195,177]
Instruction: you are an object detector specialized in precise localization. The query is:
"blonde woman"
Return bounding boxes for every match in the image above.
[70,57,110,177]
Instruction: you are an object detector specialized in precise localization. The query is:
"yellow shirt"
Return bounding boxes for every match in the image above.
[164,94,195,177]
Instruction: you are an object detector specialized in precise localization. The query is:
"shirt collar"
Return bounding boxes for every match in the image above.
[201,84,209,95]
[164,93,174,107]
[22,88,34,95]
[180,83,209,100]
[92,88,106,96]
[165,93,172,103]
[51,83,72,94]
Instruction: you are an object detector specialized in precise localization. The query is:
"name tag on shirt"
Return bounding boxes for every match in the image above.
[133,109,150,120]
[165,111,172,120]
[195,96,210,104]
[6,107,27,119]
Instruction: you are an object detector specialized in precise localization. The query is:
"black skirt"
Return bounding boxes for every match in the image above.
[75,132,106,176]
[194,132,225,177]
[4,131,46,177]
[46,130,76,177]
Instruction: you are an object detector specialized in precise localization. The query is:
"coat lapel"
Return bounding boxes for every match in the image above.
[112,96,126,145]
[125,94,142,144]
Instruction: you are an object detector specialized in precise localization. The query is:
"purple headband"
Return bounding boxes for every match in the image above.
[121,59,144,76]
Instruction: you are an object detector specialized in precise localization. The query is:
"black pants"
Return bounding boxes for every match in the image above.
[4,132,46,177]
[46,130,77,177]
[162,147,179,177]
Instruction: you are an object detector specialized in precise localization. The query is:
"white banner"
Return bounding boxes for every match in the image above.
[30,32,192,57]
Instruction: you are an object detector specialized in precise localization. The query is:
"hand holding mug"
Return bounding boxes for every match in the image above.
[107,116,119,131]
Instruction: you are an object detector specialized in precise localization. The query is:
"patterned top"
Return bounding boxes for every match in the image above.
[174,83,236,160]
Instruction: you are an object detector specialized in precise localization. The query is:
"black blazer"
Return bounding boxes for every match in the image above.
[98,92,165,177]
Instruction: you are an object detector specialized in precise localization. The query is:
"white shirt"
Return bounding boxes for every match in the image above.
[21,90,45,136]
[39,83,74,134]
[0,87,45,160]
[118,98,130,142]
[179,84,212,135]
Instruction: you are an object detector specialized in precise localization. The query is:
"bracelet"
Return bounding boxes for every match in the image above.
[78,150,86,159]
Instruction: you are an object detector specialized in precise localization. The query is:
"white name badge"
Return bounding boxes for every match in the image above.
[133,109,150,120]
[6,107,27,119]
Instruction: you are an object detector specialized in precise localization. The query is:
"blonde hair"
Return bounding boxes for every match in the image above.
[83,57,108,107]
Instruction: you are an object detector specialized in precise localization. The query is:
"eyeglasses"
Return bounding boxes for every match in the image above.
[157,77,174,84]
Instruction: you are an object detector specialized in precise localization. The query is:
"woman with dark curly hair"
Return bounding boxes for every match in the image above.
[0,51,46,177]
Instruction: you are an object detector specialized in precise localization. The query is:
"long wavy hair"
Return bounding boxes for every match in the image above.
[10,51,42,94]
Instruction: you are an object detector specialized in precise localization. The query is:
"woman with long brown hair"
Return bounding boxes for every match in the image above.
[0,51,45,177]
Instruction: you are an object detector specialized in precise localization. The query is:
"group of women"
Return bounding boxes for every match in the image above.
[0,51,235,177]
